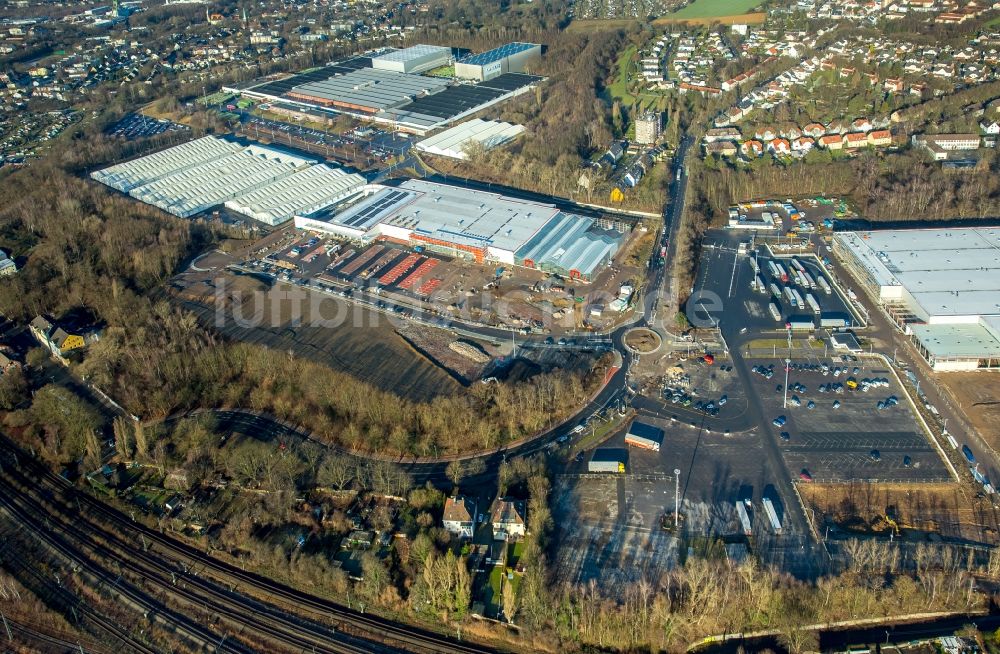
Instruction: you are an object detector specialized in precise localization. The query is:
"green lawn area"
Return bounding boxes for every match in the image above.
[609,44,637,104]
[988,14,1000,28]
[484,565,521,618]
[668,0,760,18]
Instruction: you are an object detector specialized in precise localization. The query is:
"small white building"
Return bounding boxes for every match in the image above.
[491,499,526,541]
[442,495,477,539]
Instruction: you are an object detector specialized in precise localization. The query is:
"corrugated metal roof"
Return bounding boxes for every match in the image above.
[415,118,524,159]
[459,42,538,67]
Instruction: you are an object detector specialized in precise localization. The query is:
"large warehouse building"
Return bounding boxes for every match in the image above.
[415,118,525,159]
[233,49,544,134]
[295,179,624,280]
[286,68,450,114]
[371,44,451,74]
[91,136,365,224]
[834,228,1000,371]
[455,42,542,81]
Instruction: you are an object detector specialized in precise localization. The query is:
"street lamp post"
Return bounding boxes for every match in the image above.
[673,468,682,529]
[783,358,791,409]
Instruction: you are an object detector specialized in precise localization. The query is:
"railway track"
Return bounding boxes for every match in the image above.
[0,437,502,654]
[0,459,393,654]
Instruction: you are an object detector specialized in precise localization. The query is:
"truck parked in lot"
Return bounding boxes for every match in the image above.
[786,318,815,330]
[790,258,806,274]
[755,275,767,294]
[767,260,780,279]
[783,286,797,307]
[817,276,832,295]
[588,448,627,474]
[801,271,816,289]
[736,500,753,536]
[805,293,821,314]
[820,314,850,328]
[762,496,782,534]
[791,288,805,309]
[770,283,782,300]
[775,262,789,283]
[768,302,782,322]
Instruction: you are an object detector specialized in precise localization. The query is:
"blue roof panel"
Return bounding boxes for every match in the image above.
[459,42,537,67]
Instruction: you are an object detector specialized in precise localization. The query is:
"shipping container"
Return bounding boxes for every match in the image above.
[762,497,782,534]
[768,302,782,322]
[817,276,832,295]
[736,500,752,536]
[625,421,663,452]
[805,293,821,315]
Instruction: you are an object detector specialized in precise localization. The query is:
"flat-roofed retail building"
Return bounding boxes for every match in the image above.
[295,179,624,280]
[371,45,451,74]
[833,227,1000,371]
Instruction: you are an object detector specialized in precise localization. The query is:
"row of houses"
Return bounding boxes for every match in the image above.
[710,129,894,158]
[442,495,526,541]
[28,314,101,361]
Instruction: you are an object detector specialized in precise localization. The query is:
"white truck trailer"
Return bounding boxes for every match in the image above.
[805,292,821,314]
[762,497,782,534]
[736,500,753,536]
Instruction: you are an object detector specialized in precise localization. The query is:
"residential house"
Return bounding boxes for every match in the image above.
[754,127,777,141]
[980,119,1000,134]
[843,132,870,149]
[778,124,802,140]
[867,130,892,146]
[768,138,791,155]
[883,77,904,93]
[818,134,844,150]
[442,495,477,539]
[0,250,15,276]
[826,119,849,135]
[791,136,815,153]
[491,499,526,541]
[623,163,644,187]
[741,139,764,157]
[851,118,873,133]
[28,314,99,359]
[802,122,827,138]
[0,349,20,372]
[705,141,738,157]
[703,127,742,142]
[602,140,627,165]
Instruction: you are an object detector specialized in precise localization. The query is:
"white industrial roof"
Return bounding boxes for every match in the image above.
[416,119,525,159]
[91,137,367,224]
[128,145,315,218]
[316,179,560,254]
[90,136,244,192]
[372,44,450,64]
[224,164,366,224]
[910,322,1000,359]
[290,68,449,111]
[836,227,1000,320]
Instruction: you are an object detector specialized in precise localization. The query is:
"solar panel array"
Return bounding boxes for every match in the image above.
[458,42,537,67]
[478,73,543,93]
[249,57,373,97]
[400,85,507,119]
[342,189,410,227]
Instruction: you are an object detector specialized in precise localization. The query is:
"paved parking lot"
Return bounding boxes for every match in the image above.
[106,113,188,140]
[745,357,951,483]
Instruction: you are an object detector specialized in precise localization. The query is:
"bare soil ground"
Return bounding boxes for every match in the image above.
[171,267,463,403]
[799,482,1000,545]
[935,372,1000,452]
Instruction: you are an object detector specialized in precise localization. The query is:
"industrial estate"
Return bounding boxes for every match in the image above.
[5,0,1000,653]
